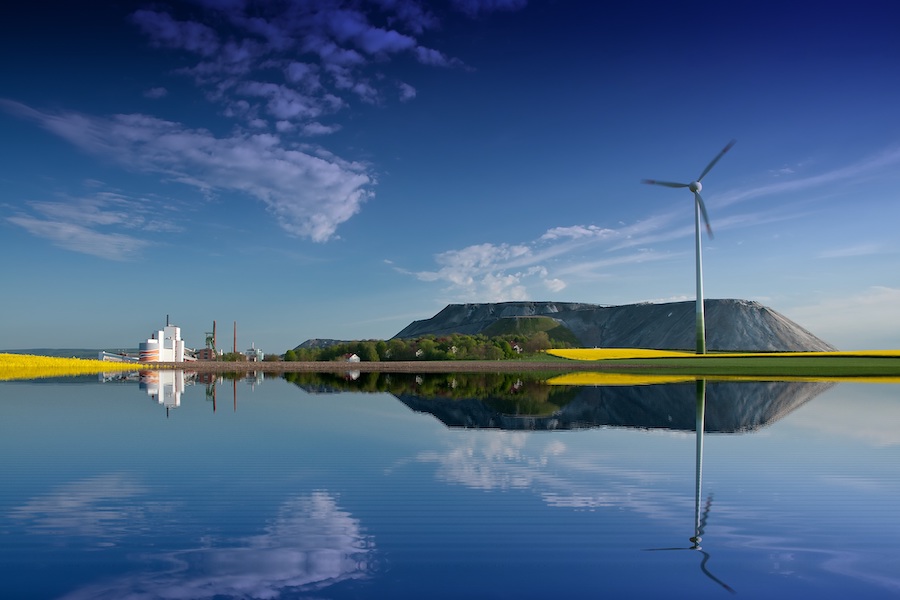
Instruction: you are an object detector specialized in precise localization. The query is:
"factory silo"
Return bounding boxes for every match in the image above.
[139,338,160,362]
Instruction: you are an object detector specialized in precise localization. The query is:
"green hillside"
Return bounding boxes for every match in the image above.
[481,316,580,346]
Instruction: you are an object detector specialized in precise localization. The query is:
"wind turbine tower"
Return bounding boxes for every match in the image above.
[642,140,735,354]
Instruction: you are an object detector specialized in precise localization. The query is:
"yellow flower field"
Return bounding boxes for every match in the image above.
[546,372,696,386]
[547,348,900,360]
[548,348,696,360]
[0,353,144,382]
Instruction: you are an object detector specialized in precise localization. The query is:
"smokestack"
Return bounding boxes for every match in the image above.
[233,321,237,353]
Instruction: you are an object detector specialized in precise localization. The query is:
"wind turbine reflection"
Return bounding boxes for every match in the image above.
[645,379,735,594]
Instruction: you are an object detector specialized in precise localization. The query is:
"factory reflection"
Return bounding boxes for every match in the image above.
[100,370,266,417]
[139,370,186,417]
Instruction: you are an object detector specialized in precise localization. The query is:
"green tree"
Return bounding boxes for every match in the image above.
[524,331,552,353]
[358,341,380,361]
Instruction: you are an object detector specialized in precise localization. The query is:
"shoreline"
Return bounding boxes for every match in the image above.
[150,360,606,373]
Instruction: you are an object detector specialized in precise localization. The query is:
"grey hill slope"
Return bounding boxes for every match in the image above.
[395,299,836,352]
[396,380,834,433]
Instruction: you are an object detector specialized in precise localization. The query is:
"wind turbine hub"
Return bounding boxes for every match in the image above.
[689,181,702,193]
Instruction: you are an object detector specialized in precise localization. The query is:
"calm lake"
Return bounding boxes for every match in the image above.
[2,371,899,599]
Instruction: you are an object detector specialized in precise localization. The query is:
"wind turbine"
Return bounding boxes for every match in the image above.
[642,140,735,354]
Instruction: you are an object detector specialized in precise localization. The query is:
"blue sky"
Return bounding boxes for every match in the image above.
[2,0,899,353]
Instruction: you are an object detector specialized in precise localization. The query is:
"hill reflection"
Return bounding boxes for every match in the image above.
[283,372,833,432]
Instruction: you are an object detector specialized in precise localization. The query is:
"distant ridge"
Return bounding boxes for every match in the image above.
[294,338,347,351]
[394,299,836,352]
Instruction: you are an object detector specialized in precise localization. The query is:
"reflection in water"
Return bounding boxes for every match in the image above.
[430,377,833,432]
[134,370,832,433]
[10,372,900,597]
[106,370,271,415]
[51,491,373,600]
[284,371,834,431]
[646,380,736,593]
[139,370,186,416]
[10,473,156,545]
[693,380,706,550]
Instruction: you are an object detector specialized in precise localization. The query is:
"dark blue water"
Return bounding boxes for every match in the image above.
[2,373,899,599]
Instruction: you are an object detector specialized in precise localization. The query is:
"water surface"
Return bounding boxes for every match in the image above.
[2,372,899,599]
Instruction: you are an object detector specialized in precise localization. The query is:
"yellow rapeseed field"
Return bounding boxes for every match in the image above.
[548,348,695,360]
[547,348,900,360]
[0,353,144,382]
[546,372,696,386]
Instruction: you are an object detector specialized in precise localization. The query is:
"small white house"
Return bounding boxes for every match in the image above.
[344,353,361,363]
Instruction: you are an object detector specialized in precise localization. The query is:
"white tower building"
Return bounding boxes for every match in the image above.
[139,323,185,362]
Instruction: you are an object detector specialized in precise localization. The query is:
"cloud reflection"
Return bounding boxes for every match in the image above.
[10,473,155,544]
[416,431,688,522]
[23,488,374,600]
[416,428,900,593]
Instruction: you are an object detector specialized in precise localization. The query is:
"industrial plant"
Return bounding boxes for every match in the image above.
[139,323,186,362]
[98,318,263,363]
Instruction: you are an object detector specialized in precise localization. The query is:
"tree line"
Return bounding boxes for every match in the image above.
[282,331,572,362]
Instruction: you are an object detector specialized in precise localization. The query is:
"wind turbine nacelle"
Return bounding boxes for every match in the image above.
[689,181,702,193]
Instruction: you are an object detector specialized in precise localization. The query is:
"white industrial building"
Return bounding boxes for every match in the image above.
[139,324,185,362]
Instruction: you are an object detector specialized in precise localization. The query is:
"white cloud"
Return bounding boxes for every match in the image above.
[413,242,533,298]
[544,278,567,292]
[5,1,533,255]
[285,61,322,91]
[718,146,900,208]
[414,46,462,67]
[401,218,680,302]
[127,1,489,132]
[7,203,150,261]
[237,81,328,121]
[541,224,615,241]
[3,101,373,242]
[302,121,342,136]
[5,190,180,260]
[398,81,417,102]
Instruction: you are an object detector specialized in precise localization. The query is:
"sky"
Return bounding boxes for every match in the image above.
[2,0,900,353]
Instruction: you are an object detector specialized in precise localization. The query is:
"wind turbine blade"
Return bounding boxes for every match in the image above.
[697,139,736,182]
[695,192,714,238]
[642,179,689,188]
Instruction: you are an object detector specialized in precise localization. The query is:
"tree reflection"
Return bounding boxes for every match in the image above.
[280,372,832,432]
